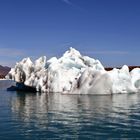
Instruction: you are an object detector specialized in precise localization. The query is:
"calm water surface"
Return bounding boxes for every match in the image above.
[0,89,140,139]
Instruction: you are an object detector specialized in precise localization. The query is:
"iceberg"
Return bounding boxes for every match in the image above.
[6,47,139,94]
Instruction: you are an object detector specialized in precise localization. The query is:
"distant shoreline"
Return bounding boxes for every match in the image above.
[105,66,140,71]
[0,66,140,79]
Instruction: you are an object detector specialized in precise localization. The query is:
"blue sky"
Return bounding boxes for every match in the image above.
[0,0,140,67]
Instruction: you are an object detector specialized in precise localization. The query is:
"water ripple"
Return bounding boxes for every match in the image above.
[1,91,140,139]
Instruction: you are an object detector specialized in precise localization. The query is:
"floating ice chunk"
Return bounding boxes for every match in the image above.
[131,68,140,89]
[6,48,140,94]
[72,69,112,94]
[108,65,137,93]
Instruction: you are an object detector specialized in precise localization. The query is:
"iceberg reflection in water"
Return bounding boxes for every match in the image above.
[10,92,140,139]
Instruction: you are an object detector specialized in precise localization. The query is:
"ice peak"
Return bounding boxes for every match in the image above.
[63,47,81,58]
[35,56,47,68]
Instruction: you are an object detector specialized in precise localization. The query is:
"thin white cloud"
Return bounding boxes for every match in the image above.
[61,0,87,12]
[62,0,72,5]
[0,48,25,57]
[0,47,26,66]
[0,60,17,67]
[83,50,129,55]
[61,0,86,12]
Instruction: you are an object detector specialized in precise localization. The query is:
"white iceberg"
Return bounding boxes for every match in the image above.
[131,68,140,89]
[6,47,139,94]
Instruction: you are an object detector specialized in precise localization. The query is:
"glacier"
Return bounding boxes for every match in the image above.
[6,47,140,94]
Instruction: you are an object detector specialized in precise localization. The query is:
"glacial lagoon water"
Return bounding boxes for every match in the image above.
[0,89,140,139]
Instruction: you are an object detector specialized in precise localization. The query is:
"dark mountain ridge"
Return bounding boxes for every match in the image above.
[0,65,11,78]
[0,65,140,79]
